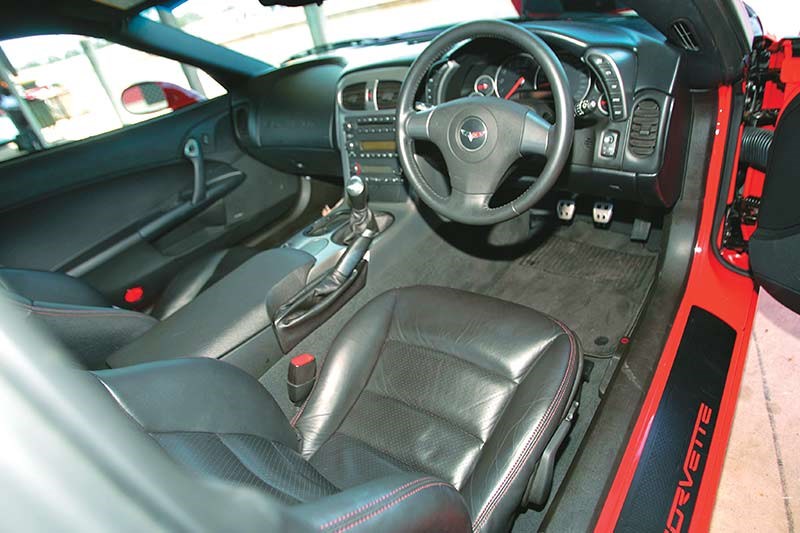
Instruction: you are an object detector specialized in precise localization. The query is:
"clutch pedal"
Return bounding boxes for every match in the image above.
[556,199,576,222]
[592,201,614,226]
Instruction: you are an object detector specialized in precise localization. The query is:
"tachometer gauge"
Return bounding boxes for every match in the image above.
[535,61,592,103]
[473,74,497,97]
[496,54,540,100]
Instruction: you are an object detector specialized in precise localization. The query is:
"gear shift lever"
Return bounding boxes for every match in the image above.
[346,175,368,211]
[340,175,378,244]
[274,177,377,329]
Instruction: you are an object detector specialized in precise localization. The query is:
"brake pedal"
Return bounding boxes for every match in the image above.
[593,201,613,226]
[556,199,576,222]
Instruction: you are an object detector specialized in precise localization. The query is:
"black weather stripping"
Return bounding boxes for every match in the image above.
[615,306,736,532]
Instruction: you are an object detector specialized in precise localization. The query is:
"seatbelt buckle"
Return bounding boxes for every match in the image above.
[287,353,316,405]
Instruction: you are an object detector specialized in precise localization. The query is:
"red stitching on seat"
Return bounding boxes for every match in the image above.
[319,477,435,530]
[10,302,152,320]
[290,396,309,427]
[471,320,577,531]
[28,310,152,319]
[332,482,451,533]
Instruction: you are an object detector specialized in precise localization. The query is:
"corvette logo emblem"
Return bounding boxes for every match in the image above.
[665,402,714,533]
[460,129,486,142]
[458,117,488,150]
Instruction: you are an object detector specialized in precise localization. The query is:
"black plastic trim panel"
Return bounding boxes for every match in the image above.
[234,58,345,178]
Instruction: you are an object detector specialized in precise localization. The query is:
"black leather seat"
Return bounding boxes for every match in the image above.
[95,286,582,532]
[0,246,260,368]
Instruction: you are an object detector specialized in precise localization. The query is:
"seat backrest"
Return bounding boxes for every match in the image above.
[0,295,288,531]
[0,268,109,307]
[0,268,157,369]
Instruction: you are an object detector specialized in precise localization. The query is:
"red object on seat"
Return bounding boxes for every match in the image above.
[124,286,144,304]
[290,353,315,367]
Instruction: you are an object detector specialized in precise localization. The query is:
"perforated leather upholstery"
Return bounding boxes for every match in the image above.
[96,286,581,532]
[296,286,582,531]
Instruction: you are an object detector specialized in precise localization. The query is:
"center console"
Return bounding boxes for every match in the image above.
[336,67,410,202]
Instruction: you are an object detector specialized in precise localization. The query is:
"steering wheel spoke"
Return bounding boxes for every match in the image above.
[445,189,492,215]
[520,111,554,157]
[405,107,435,141]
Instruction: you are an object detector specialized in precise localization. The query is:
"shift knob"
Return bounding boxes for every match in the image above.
[346,175,368,211]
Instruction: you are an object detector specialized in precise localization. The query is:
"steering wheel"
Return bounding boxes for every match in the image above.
[396,20,575,225]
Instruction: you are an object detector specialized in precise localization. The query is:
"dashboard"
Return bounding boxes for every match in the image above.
[234,19,690,210]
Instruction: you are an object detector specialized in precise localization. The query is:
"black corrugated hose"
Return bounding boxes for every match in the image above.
[740,126,773,171]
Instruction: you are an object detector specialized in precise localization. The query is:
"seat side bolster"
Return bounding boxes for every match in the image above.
[465,328,582,532]
[95,358,300,451]
[289,474,471,533]
[295,291,398,457]
[0,268,109,307]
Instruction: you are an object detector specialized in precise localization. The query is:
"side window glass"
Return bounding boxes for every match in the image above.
[0,35,226,163]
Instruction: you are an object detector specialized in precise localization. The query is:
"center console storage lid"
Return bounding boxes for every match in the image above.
[106,248,314,369]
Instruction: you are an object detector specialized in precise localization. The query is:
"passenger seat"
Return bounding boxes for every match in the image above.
[0,246,259,369]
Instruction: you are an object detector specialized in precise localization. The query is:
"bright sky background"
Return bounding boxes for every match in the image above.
[1,0,799,67]
[746,0,800,38]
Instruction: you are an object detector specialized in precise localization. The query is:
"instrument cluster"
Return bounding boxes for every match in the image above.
[428,44,610,122]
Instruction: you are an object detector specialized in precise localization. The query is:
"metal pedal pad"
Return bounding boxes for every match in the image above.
[556,199,576,222]
[631,217,652,242]
[592,201,614,225]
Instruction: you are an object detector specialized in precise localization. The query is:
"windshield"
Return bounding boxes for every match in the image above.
[143,0,637,67]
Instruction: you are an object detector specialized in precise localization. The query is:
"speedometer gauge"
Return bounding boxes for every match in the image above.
[496,54,540,100]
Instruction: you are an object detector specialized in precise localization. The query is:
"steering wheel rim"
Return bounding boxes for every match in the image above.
[396,20,574,225]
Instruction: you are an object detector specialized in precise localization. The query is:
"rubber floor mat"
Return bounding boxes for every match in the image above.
[489,234,658,357]
[519,236,657,290]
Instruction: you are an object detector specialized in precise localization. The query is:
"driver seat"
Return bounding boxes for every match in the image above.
[93,286,582,532]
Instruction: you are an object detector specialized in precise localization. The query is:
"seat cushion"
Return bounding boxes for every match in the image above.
[294,286,582,532]
[151,432,338,504]
[96,358,338,504]
[94,358,471,532]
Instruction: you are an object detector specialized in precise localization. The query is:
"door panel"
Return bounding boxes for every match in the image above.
[750,91,800,313]
[0,96,299,306]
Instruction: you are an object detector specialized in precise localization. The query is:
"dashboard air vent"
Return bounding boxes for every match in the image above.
[672,21,700,52]
[341,83,367,110]
[376,80,402,110]
[629,99,661,158]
